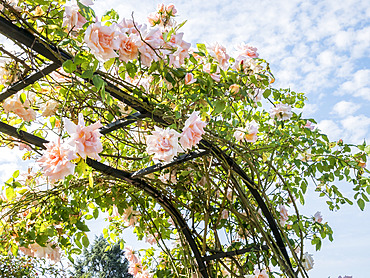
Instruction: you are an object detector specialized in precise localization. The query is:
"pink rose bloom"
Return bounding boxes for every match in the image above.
[207,42,230,70]
[18,143,32,151]
[165,33,191,68]
[314,211,323,223]
[147,12,161,26]
[165,4,177,16]
[279,204,289,226]
[234,120,259,143]
[84,22,120,61]
[244,121,259,142]
[146,126,182,163]
[21,107,37,122]
[137,270,151,278]
[138,28,162,67]
[270,103,292,121]
[221,210,228,219]
[145,232,159,245]
[39,243,61,262]
[123,207,139,227]
[129,261,143,275]
[40,100,59,117]
[117,33,142,62]
[203,63,221,82]
[234,130,245,142]
[235,44,259,59]
[232,57,262,74]
[229,84,240,94]
[248,88,262,103]
[253,269,268,278]
[159,172,177,184]
[184,73,197,85]
[179,111,207,151]
[3,94,36,122]
[118,18,141,35]
[64,113,103,161]
[38,138,78,182]
[304,120,315,131]
[157,3,165,13]
[63,2,87,32]
[125,246,139,264]
[19,246,34,257]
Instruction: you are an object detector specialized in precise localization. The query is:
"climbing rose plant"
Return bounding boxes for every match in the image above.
[0,1,369,277]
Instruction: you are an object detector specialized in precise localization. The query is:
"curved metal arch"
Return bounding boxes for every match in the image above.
[0,121,209,278]
[0,14,296,277]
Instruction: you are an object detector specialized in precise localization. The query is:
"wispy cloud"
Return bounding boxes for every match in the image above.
[332,100,361,118]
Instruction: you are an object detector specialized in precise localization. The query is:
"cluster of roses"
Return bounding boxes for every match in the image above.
[2,91,59,122]
[64,2,191,67]
[19,242,61,263]
[147,3,177,28]
[38,113,103,182]
[125,246,152,278]
[146,111,206,163]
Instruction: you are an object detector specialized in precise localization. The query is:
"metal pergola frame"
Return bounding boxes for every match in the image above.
[0,14,296,278]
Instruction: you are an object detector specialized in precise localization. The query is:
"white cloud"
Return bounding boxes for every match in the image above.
[331,100,361,117]
[338,69,370,100]
[302,103,319,117]
[318,115,370,144]
[317,120,341,140]
[340,114,370,144]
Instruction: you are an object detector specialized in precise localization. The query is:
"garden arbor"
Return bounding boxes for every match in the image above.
[0,1,368,278]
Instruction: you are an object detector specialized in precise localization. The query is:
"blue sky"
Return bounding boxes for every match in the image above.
[0,0,369,277]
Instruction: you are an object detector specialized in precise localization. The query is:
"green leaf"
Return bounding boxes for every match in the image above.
[104,58,115,71]
[92,75,104,90]
[196,43,207,53]
[19,93,26,104]
[262,89,271,99]
[89,172,94,187]
[175,20,187,31]
[75,237,82,249]
[93,208,99,219]
[12,170,20,178]
[82,235,89,248]
[214,100,226,114]
[75,159,87,176]
[77,1,96,21]
[189,54,197,64]
[11,244,18,256]
[5,187,15,201]
[62,60,76,73]
[76,221,90,232]
[49,116,56,128]
[165,72,175,84]
[365,145,370,155]
[81,69,94,79]
[357,198,365,211]
[126,62,137,79]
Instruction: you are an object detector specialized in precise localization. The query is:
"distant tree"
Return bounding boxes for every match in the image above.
[71,236,132,278]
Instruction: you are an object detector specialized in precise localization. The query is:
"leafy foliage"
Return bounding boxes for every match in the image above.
[0,255,66,278]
